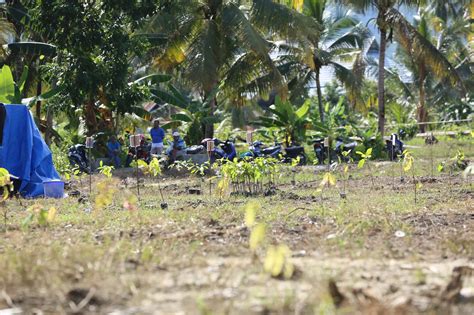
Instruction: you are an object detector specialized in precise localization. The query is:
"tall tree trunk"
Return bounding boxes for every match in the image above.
[417,64,427,133]
[35,79,42,120]
[315,68,324,122]
[45,107,53,146]
[204,96,216,138]
[84,95,98,136]
[377,27,387,137]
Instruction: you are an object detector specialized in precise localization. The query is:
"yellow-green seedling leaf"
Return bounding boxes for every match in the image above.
[292,0,304,12]
[249,223,266,251]
[416,182,423,190]
[356,151,364,156]
[366,148,372,157]
[403,156,413,172]
[94,179,118,211]
[47,207,57,222]
[291,156,301,167]
[344,165,349,174]
[328,173,336,186]
[149,157,162,177]
[320,172,336,187]
[216,177,230,197]
[245,201,260,228]
[264,245,294,279]
[357,159,366,169]
[0,168,12,187]
[38,209,48,225]
[437,163,444,173]
[137,159,148,169]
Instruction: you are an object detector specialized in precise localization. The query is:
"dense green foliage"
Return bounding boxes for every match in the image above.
[0,0,471,145]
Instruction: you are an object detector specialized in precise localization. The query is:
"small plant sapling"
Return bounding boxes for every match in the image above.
[98,161,114,178]
[356,147,375,188]
[263,244,294,279]
[245,202,266,254]
[218,158,279,195]
[338,150,353,198]
[94,179,118,212]
[437,150,467,194]
[316,171,336,201]
[22,204,57,229]
[402,150,419,204]
[0,168,13,231]
[139,158,167,209]
[290,156,301,185]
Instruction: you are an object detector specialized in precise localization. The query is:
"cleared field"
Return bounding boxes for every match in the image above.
[0,138,472,314]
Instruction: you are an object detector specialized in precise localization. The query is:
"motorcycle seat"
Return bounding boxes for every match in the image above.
[285,146,304,154]
[262,146,280,155]
[343,142,358,150]
[186,145,204,154]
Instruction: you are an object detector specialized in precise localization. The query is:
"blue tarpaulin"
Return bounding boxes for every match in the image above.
[0,104,60,197]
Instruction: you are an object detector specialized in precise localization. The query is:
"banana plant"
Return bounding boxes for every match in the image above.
[0,64,28,104]
[311,96,351,134]
[151,85,224,145]
[256,96,310,146]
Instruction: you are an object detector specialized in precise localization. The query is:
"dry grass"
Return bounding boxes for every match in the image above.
[0,138,472,314]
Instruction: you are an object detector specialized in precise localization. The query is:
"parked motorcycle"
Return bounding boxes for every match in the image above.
[68,144,90,173]
[313,137,358,164]
[335,138,358,162]
[312,139,326,165]
[202,138,237,162]
[241,141,306,165]
[386,134,404,161]
[125,137,151,167]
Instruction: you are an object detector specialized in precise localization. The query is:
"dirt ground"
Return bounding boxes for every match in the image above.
[0,142,473,314]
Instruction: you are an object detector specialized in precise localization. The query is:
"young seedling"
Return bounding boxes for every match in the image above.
[98,161,114,178]
[0,168,13,231]
[244,201,294,280]
[317,171,336,201]
[264,244,294,279]
[290,156,301,186]
[22,204,57,229]
[402,150,418,204]
[356,147,375,188]
[245,202,266,256]
[339,150,353,198]
[140,157,167,209]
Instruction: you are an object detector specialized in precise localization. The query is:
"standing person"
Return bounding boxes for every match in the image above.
[150,119,165,156]
[106,135,121,168]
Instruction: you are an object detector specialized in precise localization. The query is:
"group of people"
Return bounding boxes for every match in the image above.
[105,119,186,168]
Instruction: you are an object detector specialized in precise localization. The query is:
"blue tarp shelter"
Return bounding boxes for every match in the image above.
[0,104,60,197]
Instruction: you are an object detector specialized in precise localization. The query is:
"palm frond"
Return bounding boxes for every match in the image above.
[251,0,321,42]
[387,7,464,90]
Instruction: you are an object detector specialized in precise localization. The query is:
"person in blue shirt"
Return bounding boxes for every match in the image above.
[166,131,186,163]
[106,135,121,168]
[150,119,166,155]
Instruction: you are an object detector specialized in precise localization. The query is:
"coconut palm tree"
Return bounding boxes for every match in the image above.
[277,0,374,121]
[145,0,318,137]
[337,0,464,136]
